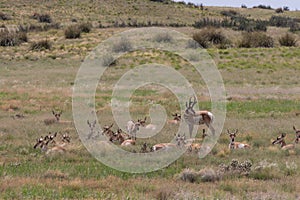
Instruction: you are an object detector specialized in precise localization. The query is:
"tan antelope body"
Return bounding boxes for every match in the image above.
[184,96,215,138]
[151,143,176,151]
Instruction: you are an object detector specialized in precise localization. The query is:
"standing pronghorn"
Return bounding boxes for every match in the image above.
[228,129,250,149]
[184,96,215,138]
[126,118,142,138]
[87,120,97,139]
[272,127,300,150]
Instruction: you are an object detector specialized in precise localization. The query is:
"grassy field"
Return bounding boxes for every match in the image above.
[1,1,300,199]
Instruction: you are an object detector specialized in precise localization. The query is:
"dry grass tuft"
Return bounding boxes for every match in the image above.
[178,168,220,183]
[43,170,69,180]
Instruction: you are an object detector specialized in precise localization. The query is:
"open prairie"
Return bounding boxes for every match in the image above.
[0,0,300,199]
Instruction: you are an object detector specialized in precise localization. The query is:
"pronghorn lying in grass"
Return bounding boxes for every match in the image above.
[272,127,300,150]
[184,96,215,138]
[185,129,207,153]
[109,129,135,146]
[44,110,72,125]
[101,123,114,137]
[150,134,186,152]
[34,132,71,155]
[45,133,71,155]
[168,113,181,125]
[139,117,157,130]
[228,129,250,149]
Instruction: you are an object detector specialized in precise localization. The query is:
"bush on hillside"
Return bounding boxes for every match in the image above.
[30,39,52,50]
[238,32,274,48]
[279,33,297,47]
[64,25,81,39]
[0,31,27,46]
[193,28,231,48]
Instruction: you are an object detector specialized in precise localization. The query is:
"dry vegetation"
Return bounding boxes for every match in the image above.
[0,0,300,199]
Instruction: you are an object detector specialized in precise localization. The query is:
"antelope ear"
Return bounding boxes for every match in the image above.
[87,120,90,125]
[52,110,55,115]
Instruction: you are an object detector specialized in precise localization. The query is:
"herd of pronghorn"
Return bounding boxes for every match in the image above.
[33,97,300,155]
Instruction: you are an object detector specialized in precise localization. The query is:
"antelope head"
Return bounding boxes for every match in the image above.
[62,133,71,143]
[87,120,96,130]
[185,96,197,115]
[52,110,62,121]
[172,113,181,121]
[102,123,114,135]
[293,126,300,143]
[272,133,286,145]
[227,129,238,140]
[138,117,147,127]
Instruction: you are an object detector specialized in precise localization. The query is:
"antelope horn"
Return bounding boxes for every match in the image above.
[293,126,297,131]
[227,129,230,134]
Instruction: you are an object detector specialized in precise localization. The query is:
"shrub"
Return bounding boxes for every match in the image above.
[275,8,284,13]
[38,14,52,23]
[279,33,297,47]
[241,4,247,8]
[0,31,27,46]
[30,39,52,50]
[192,28,231,48]
[238,32,274,48]
[220,10,238,17]
[112,37,132,52]
[64,25,81,39]
[0,12,11,20]
[269,16,294,27]
[255,4,272,10]
[78,22,92,33]
[154,32,173,43]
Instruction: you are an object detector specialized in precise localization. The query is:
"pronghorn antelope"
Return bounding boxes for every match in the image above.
[168,113,181,125]
[45,133,71,155]
[87,120,97,139]
[44,110,72,125]
[101,123,114,137]
[121,137,136,146]
[34,132,70,154]
[293,126,300,143]
[184,96,215,138]
[228,129,250,149]
[184,129,207,153]
[150,134,185,151]
[272,128,300,150]
[139,117,157,130]
[44,110,62,125]
[140,142,149,153]
[126,119,142,138]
